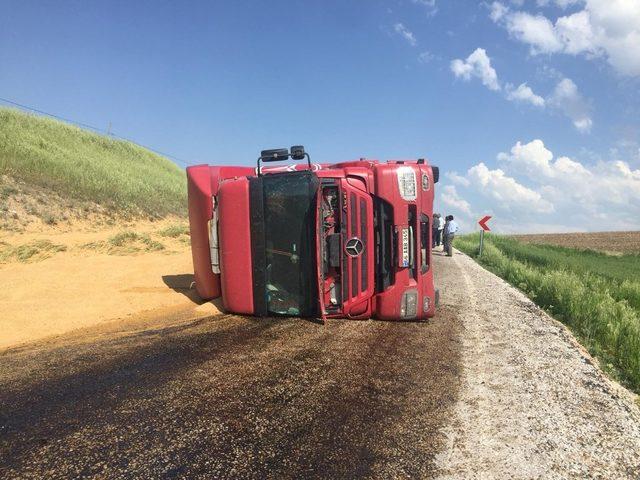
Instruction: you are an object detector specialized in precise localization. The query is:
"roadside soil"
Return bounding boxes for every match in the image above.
[433,249,640,479]
[0,219,219,349]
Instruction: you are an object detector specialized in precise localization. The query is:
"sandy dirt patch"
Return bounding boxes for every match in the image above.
[0,221,219,349]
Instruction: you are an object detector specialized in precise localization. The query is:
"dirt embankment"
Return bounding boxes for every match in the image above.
[0,218,219,349]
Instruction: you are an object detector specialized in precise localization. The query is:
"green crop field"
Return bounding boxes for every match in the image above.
[457,233,640,393]
[0,108,186,217]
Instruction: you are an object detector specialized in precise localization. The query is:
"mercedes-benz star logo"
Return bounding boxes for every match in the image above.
[345,237,364,257]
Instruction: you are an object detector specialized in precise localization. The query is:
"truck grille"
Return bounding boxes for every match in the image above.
[344,192,369,303]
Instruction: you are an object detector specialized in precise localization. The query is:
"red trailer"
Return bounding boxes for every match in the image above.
[187,146,439,321]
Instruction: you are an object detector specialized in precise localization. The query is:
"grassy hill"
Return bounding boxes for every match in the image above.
[0,108,186,218]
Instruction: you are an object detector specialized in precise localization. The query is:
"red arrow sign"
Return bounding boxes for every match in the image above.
[478,215,492,231]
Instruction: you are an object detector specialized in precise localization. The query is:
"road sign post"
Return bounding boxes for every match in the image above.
[478,215,492,257]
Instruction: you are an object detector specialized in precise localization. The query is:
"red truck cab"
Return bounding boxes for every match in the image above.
[187,146,439,321]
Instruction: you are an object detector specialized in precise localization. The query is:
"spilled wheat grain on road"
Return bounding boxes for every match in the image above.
[1,252,640,478]
[0,270,462,479]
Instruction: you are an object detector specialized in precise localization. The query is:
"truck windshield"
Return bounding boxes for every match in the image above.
[262,172,319,317]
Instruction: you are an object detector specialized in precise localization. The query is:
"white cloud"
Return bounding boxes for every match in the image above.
[467,163,555,213]
[498,140,591,185]
[490,0,640,76]
[490,1,509,22]
[449,48,590,130]
[412,0,438,15]
[497,139,556,177]
[505,82,546,107]
[440,185,473,215]
[450,48,501,91]
[555,10,597,55]
[537,0,582,8]
[442,139,640,232]
[498,139,640,228]
[504,11,564,53]
[393,23,417,46]
[548,77,592,132]
[418,51,435,63]
[589,0,640,76]
[445,171,471,187]
[440,135,640,233]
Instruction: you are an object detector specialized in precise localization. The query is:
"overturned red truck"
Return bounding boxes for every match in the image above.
[187,146,439,321]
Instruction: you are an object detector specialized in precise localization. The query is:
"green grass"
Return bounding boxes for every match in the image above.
[157,223,189,238]
[108,231,164,251]
[481,236,640,282]
[457,233,640,393]
[82,230,165,255]
[0,184,18,200]
[0,108,186,217]
[0,239,67,262]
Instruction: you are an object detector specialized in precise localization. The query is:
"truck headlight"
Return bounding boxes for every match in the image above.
[400,290,418,319]
[423,296,430,312]
[397,166,417,201]
[421,173,430,191]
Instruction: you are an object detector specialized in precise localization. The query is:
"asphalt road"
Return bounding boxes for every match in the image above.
[0,257,462,479]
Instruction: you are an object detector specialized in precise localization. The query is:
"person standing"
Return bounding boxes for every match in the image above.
[437,213,445,247]
[443,216,450,253]
[443,215,459,256]
[432,213,440,248]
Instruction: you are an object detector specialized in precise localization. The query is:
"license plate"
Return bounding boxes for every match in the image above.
[401,228,409,267]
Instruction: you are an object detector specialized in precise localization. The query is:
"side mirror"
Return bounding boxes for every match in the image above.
[290,145,305,161]
[432,166,439,184]
[260,148,289,162]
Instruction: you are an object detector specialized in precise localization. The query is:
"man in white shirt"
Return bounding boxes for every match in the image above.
[443,215,459,256]
[437,214,445,246]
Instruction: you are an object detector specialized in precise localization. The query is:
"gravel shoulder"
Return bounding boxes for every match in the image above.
[433,249,640,479]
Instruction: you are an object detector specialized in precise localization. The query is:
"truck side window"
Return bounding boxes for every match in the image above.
[420,213,429,274]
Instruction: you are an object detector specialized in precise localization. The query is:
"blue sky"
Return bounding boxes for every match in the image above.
[1,0,639,232]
